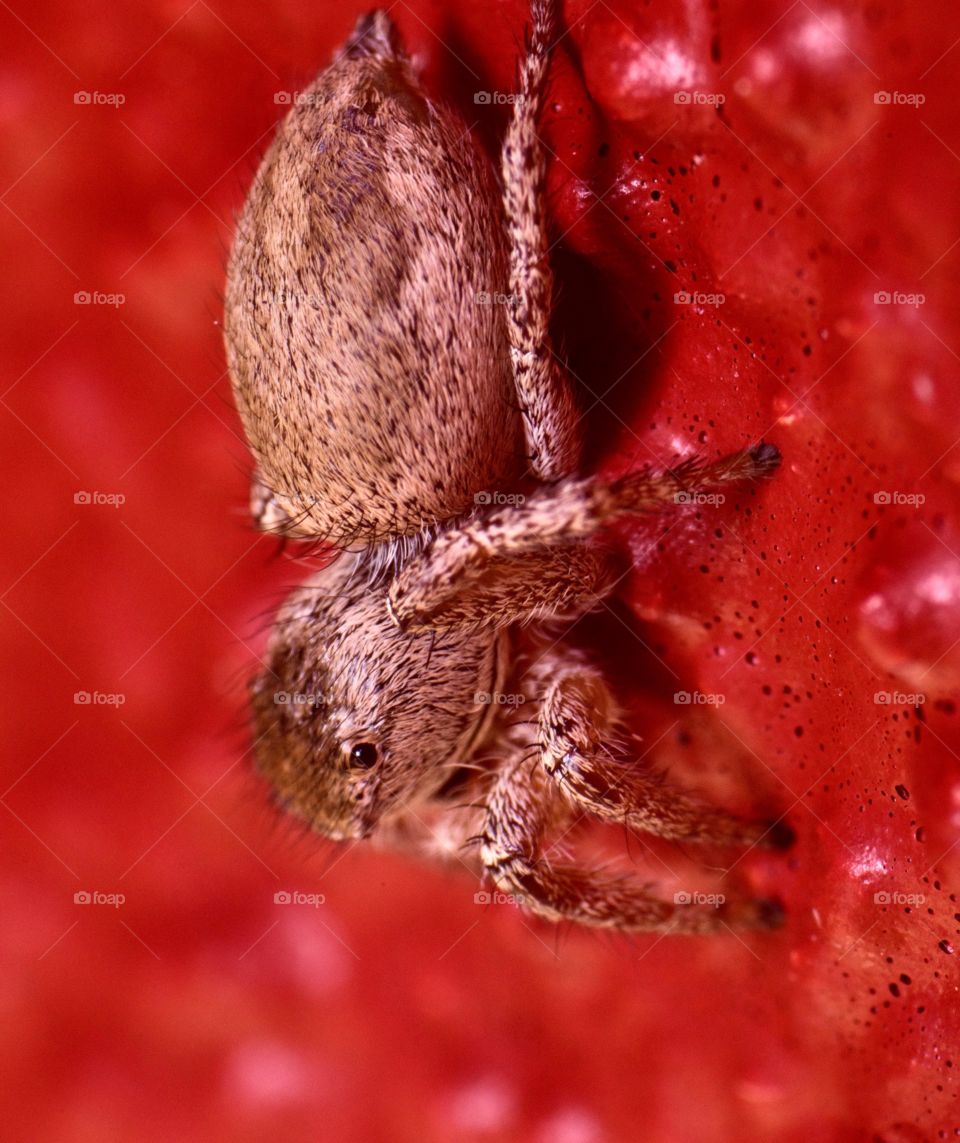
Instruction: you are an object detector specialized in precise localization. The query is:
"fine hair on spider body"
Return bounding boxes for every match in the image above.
[223,0,791,935]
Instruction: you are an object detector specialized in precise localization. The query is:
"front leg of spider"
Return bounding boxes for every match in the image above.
[474,651,787,934]
[480,724,783,935]
[535,656,792,851]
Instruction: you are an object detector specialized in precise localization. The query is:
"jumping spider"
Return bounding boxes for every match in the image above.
[224,1,788,934]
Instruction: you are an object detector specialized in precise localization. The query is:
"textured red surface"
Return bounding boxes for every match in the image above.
[4,1,960,1140]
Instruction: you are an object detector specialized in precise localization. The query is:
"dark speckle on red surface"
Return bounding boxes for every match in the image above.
[4,0,960,1139]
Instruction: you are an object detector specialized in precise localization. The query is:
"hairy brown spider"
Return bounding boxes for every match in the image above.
[223,1,788,934]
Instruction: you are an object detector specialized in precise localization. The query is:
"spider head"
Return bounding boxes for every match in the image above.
[250,558,502,841]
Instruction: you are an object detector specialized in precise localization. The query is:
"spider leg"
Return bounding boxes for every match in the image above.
[389,443,780,630]
[480,747,783,935]
[501,0,580,480]
[536,656,790,849]
[386,540,613,632]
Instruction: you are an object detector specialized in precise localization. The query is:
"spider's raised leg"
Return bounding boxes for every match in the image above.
[502,0,580,480]
[389,443,780,630]
[480,742,782,934]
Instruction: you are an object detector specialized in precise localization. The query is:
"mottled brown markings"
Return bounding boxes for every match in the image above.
[224,1,787,934]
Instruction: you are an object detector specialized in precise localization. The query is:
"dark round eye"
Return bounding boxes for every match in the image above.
[349,742,378,769]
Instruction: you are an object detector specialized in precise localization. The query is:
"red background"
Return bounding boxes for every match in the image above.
[3,1,960,1139]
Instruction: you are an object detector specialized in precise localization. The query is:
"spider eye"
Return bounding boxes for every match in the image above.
[349,742,378,769]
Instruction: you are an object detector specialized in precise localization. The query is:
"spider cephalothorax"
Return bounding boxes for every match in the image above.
[250,555,504,841]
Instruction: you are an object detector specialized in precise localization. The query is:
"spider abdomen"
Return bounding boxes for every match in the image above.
[225,22,525,545]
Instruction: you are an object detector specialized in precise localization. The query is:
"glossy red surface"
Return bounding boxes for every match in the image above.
[3,1,960,1139]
